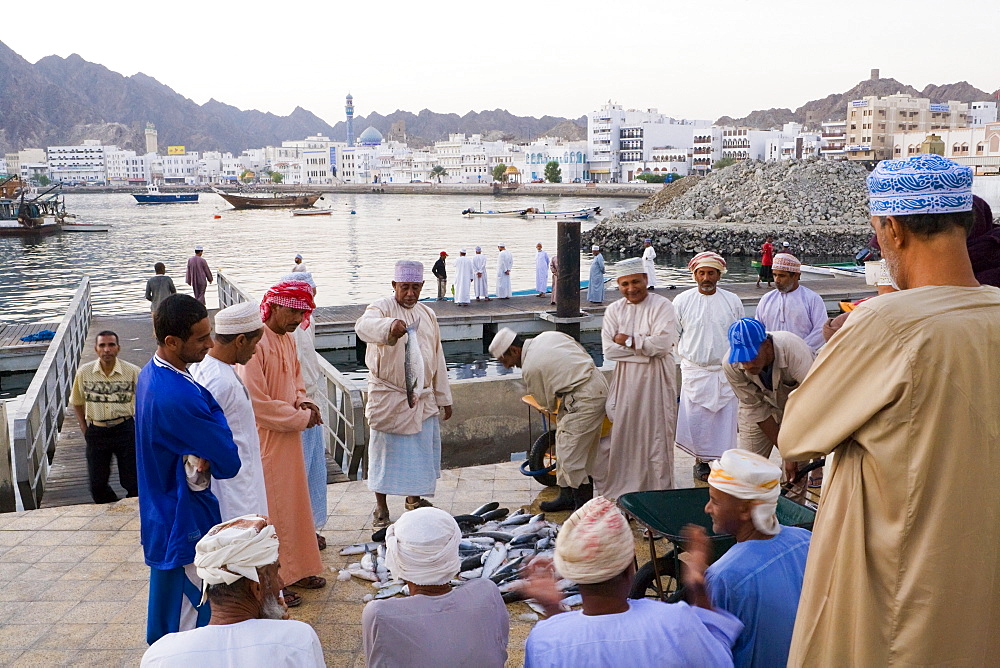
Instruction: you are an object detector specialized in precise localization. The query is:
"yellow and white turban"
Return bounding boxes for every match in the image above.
[194,515,280,603]
[687,251,727,275]
[708,449,782,535]
[554,496,634,584]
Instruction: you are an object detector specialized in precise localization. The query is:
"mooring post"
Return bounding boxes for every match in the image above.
[555,220,581,341]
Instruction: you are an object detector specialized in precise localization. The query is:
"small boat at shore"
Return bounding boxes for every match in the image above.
[523,206,601,220]
[292,209,332,216]
[60,223,110,232]
[133,185,198,204]
[461,208,528,218]
[213,188,322,210]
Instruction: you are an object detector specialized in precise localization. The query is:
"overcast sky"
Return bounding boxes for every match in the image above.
[7,0,998,125]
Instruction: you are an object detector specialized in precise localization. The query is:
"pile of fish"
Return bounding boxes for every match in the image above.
[338,502,581,614]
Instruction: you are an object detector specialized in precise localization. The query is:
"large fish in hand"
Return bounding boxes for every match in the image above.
[404,320,424,409]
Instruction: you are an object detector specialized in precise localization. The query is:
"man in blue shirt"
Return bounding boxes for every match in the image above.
[700,449,811,668]
[136,294,241,645]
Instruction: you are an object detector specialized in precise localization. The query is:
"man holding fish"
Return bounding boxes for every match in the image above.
[356,260,453,529]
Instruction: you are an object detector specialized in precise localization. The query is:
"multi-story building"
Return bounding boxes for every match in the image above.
[820,120,848,160]
[889,123,1000,175]
[692,127,721,174]
[160,151,200,185]
[648,147,690,177]
[969,101,998,127]
[765,123,823,161]
[47,141,114,184]
[587,102,710,182]
[105,150,151,185]
[845,94,970,161]
[517,138,589,182]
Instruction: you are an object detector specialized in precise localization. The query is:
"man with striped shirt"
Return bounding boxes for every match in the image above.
[70,330,141,504]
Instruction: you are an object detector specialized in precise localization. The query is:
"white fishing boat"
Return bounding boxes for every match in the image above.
[60,223,110,232]
[523,206,601,220]
[291,209,332,216]
[460,207,527,218]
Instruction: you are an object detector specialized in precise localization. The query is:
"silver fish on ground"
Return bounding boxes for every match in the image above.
[340,541,382,555]
[404,320,424,409]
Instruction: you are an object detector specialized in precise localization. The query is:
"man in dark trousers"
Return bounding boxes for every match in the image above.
[145,262,177,314]
[70,330,141,503]
[432,251,448,301]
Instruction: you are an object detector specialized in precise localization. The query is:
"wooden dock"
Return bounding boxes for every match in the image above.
[0,321,60,372]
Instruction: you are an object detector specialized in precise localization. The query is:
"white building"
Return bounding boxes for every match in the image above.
[106,150,151,185]
[889,123,1000,175]
[588,102,710,182]
[820,120,848,160]
[969,101,999,127]
[161,151,200,185]
[518,138,589,182]
[47,141,115,184]
[765,123,822,162]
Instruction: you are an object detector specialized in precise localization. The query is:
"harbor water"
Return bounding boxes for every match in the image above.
[0,191,778,323]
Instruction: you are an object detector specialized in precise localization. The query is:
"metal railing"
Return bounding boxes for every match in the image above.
[217,271,253,308]
[317,357,368,479]
[6,278,91,511]
[216,271,368,479]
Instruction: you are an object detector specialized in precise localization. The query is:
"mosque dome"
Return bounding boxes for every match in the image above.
[358,126,384,146]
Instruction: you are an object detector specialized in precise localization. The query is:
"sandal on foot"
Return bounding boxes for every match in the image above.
[291,575,327,589]
[316,533,327,550]
[404,497,433,511]
[282,589,303,607]
[373,509,391,529]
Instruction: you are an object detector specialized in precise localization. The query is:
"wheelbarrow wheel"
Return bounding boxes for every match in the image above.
[528,429,558,487]
[629,551,685,602]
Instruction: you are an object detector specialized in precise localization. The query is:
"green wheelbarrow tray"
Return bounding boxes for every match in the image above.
[617,487,815,601]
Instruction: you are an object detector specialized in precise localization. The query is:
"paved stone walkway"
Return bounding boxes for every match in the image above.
[0,456,702,667]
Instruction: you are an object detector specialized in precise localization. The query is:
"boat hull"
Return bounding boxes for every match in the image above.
[215,190,322,210]
[60,224,110,232]
[461,209,527,218]
[292,209,332,216]
[523,206,601,220]
[0,222,61,237]
[133,193,199,204]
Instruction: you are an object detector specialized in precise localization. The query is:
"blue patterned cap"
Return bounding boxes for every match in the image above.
[867,154,973,216]
[727,318,767,364]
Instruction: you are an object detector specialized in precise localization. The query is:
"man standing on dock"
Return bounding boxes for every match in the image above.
[145,262,176,314]
[237,279,326,607]
[189,302,268,522]
[70,330,141,504]
[754,254,827,353]
[588,245,606,304]
[496,243,513,299]
[136,294,242,644]
[641,238,657,290]
[355,260,452,528]
[598,258,679,499]
[454,249,473,306]
[673,252,743,481]
[535,243,550,298]
[756,235,774,289]
[472,246,490,301]
[432,251,448,301]
[778,154,1000,666]
[186,246,213,305]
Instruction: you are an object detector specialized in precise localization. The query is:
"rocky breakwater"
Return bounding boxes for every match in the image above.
[585,158,874,257]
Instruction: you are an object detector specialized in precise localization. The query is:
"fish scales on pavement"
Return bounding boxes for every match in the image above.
[404,320,424,409]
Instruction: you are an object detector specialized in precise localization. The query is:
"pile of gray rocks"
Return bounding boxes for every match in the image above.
[585,157,874,257]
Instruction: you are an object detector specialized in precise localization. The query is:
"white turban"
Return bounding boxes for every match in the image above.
[280,272,316,291]
[214,302,263,335]
[385,507,461,585]
[591,245,600,251]
[708,449,782,535]
[772,254,801,273]
[488,327,517,359]
[615,258,646,279]
[394,260,424,283]
[554,496,634,584]
[194,515,280,603]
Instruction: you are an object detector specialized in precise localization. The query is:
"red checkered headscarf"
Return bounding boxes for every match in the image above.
[261,280,316,328]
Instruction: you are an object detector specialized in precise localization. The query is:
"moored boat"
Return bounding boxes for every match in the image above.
[60,223,110,232]
[461,208,528,217]
[523,206,601,220]
[291,209,332,216]
[133,185,198,204]
[213,188,322,210]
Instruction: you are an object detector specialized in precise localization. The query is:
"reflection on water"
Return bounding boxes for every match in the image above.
[0,192,638,322]
[323,331,606,383]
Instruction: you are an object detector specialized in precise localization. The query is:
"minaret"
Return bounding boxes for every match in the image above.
[346,93,355,147]
[144,122,158,154]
